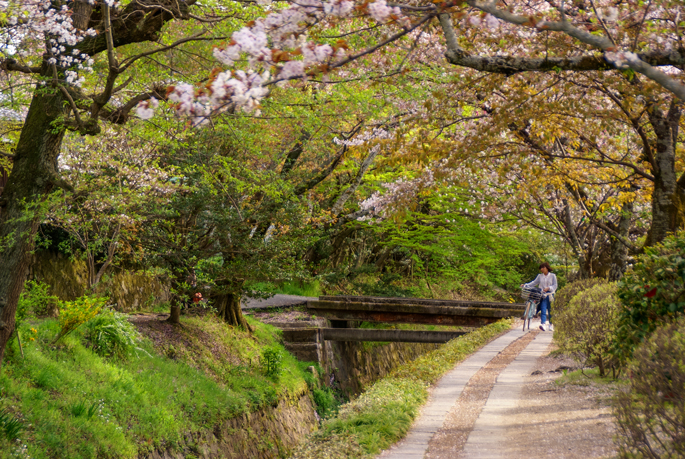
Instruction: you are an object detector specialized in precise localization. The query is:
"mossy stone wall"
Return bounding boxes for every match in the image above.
[144,394,318,459]
[331,340,441,395]
[28,251,170,312]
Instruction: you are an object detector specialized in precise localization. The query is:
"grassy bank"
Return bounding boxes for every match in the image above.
[0,316,314,459]
[291,319,513,458]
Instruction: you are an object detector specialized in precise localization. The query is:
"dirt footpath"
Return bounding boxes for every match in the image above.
[501,345,616,458]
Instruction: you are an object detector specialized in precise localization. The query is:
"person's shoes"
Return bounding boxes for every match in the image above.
[539,324,546,331]
[548,324,554,332]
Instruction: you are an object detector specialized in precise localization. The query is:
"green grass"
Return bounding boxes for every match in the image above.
[0,316,312,459]
[276,281,322,297]
[291,319,513,458]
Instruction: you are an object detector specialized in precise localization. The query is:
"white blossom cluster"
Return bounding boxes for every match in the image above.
[137,70,270,122]
[367,0,402,23]
[165,0,409,118]
[135,97,159,120]
[3,0,98,87]
[333,127,392,146]
[604,51,640,69]
[358,169,435,221]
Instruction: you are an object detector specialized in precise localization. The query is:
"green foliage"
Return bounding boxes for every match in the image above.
[292,319,513,458]
[261,346,283,379]
[54,295,108,343]
[368,206,536,296]
[312,388,340,419]
[82,311,142,359]
[0,315,313,458]
[17,280,59,321]
[348,269,417,298]
[615,231,685,362]
[614,319,685,458]
[0,409,24,442]
[554,277,606,316]
[555,283,621,376]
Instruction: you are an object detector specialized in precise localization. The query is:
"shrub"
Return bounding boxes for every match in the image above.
[83,311,141,358]
[54,295,108,343]
[614,319,685,458]
[260,346,283,378]
[554,282,621,376]
[18,280,59,320]
[553,277,606,316]
[615,231,685,362]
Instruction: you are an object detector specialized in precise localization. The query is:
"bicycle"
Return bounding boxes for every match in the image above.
[520,287,542,331]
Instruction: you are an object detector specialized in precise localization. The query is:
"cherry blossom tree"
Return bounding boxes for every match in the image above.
[0,0,235,366]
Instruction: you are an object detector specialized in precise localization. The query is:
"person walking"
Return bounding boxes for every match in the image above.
[522,262,557,331]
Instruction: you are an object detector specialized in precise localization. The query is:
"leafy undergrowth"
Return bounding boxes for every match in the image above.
[291,319,513,459]
[0,316,311,459]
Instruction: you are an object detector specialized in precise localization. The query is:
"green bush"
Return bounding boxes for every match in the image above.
[554,282,621,376]
[554,277,606,316]
[18,280,59,319]
[83,311,142,359]
[614,319,685,458]
[260,346,283,379]
[615,231,685,362]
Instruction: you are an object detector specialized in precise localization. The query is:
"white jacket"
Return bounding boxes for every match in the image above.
[524,273,557,299]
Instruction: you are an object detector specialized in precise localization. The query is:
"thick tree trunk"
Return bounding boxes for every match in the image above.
[0,89,66,367]
[646,102,684,246]
[215,292,252,330]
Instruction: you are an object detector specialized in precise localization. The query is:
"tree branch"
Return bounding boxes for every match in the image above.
[0,59,41,74]
[459,1,685,100]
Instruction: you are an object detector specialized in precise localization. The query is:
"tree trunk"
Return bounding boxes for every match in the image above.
[608,200,634,281]
[168,298,181,324]
[0,89,67,367]
[215,292,252,330]
[646,102,684,246]
[562,199,591,280]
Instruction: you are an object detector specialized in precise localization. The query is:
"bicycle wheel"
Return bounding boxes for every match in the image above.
[522,301,533,331]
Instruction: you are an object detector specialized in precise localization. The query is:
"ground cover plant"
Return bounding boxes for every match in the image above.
[0,314,312,459]
[290,319,513,458]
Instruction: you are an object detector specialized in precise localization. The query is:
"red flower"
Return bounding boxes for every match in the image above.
[645,287,657,298]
